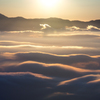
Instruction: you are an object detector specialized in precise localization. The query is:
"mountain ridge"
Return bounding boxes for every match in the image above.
[0,13,8,19]
[0,13,100,31]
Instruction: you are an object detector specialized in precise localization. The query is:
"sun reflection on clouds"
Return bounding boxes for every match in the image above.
[40,24,51,30]
[62,46,83,49]
[47,92,74,98]
[0,45,89,49]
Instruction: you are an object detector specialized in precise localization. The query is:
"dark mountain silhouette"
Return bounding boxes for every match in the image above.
[0,13,8,19]
[0,13,100,31]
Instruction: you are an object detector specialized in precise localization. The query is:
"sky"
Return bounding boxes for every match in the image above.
[0,0,100,21]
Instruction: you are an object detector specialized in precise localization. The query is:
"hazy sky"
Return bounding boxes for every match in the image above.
[0,0,100,21]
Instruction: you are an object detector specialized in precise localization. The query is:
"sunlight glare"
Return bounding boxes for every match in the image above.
[40,0,59,7]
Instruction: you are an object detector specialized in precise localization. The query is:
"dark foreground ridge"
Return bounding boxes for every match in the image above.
[0,13,100,31]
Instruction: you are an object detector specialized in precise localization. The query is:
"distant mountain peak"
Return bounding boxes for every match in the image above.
[0,13,8,19]
[15,16,25,19]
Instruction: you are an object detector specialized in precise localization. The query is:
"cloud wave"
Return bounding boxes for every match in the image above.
[0,72,100,100]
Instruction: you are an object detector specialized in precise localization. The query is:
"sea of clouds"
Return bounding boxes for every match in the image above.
[0,26,100,100]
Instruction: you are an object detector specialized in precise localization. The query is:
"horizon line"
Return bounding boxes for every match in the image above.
[0,13,100,22]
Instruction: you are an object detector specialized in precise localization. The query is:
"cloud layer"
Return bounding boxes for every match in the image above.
[0,29,100,100]
[1,52,100,70]
[0,72,100,100]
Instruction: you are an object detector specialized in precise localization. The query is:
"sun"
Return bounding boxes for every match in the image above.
[40,0,59,7]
